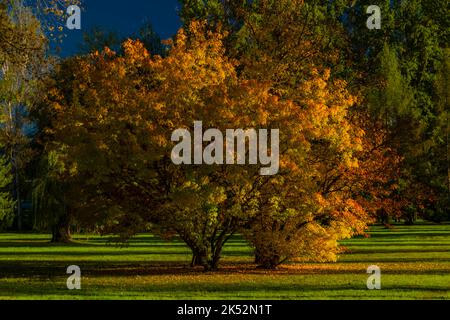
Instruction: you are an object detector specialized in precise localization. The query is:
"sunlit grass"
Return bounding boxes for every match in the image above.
[0,224,449,300]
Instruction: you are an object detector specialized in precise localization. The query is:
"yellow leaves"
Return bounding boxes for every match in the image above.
[155,21,236,94]
[322,68,331,81]
[51,102,63,112]
[279,156,299,173]
[153,134,168,148]
[122,39,149,63]
[97,141,109,151]
[206,186,227,205]
[68,162,79,177]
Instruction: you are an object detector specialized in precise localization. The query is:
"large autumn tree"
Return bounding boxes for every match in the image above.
[42,20,375,270]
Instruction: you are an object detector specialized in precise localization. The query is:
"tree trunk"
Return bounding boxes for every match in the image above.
[209,248,222,271]
[51,214,72,243]
[254,244,282,269]
[404,211,416,225]
[254,248,264,265]
[190,248,223,271]
[257,255,281,270]
[186,231,233,272]
[190,248,209,270]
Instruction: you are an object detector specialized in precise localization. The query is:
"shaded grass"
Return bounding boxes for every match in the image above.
[0,224,449,300]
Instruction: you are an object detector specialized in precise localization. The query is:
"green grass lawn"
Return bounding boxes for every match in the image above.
[1,224,449,300]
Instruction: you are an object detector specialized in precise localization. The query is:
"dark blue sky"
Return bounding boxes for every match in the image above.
[58,0,181,57]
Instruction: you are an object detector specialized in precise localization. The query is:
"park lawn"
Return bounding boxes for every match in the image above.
[0,224,449,300]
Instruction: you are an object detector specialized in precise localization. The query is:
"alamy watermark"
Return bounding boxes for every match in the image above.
[66,265,81,290]
[367,265,381,290]
[367,5,381,30]
[171,121,280,176]
[66,5,81,30]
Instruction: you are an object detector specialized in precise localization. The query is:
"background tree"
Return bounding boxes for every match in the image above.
[32,151,75,242]
[425,48,450,222]
[136,20,167,56]
[347,0,450,223]
[0,0,47,230]
[78,26,122,54]
[0,153,14,229]
[79,22,166,56]
[179,0,352,84]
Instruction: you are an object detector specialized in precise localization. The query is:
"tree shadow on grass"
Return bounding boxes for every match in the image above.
[0,241,110,248]
[0,250,192,256]
[0,239,250,249]
[0,249,251,259]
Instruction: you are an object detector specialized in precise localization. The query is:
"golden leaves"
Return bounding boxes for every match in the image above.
[122,39,150,63]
